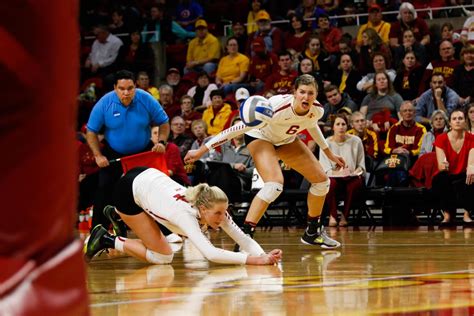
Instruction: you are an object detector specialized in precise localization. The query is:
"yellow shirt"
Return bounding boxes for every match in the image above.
[216,53,250,84]
[356,21,391,46]
[187,33,221,63]
[247,12,258,35]
[202,103,232,135]
[147,87,160,101]
[339,72,348,93]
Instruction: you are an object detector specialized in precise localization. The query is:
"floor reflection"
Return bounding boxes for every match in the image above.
[89,228,474,315]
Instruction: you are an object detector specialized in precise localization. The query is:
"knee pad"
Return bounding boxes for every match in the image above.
[309,179,330,196]
[145,249,174,264]
[256,182,283,203]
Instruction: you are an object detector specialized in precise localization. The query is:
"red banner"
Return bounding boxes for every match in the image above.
[119,151,169,175]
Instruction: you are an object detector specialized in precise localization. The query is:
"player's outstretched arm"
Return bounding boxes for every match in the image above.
[184,146,209,164]
[246,249,283,265]
[184,122,252,163]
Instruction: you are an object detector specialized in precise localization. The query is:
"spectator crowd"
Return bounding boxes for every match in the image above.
[78,0,474,227]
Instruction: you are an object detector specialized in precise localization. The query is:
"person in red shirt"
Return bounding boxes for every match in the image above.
[248,37,278,93]
[420,40,460,93]
[159,84,181,118]
[180,94,202,137]
[264,50,297,97]
[151,126,190,185]
[284,13,310,55]
[432,109,474,225]
[383,101,426,186]
[317,14,342,54]
[384,101,426,157]
[389,2,430,48]
[247,10,283,56]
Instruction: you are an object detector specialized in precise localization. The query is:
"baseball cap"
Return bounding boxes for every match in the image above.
[195,19,208,28]
[167,68,180,75]
[368,4,382,12]
[256,10,271,21]
[235,88,250,101]
[252,37,266,52]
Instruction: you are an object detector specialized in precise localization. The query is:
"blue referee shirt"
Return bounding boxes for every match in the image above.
[87,89,169,155]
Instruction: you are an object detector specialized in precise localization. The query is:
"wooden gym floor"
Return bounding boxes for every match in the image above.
[87,226,474,315]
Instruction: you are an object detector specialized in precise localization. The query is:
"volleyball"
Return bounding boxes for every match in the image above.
[239,95,273,128]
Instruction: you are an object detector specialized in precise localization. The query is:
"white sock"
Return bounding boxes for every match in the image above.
[114,236,127,252]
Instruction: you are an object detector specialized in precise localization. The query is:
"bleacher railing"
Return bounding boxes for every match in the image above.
[81,4,473,41]
[223,4,474,36]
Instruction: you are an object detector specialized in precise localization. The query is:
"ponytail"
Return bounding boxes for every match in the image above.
[185,183,228,209]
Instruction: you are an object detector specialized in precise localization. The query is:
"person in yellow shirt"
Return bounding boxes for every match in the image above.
[185,19,221,75]
[247,0,263,35]
[216,37,250,96]
[136,71,160,101]
[356,4,391,50]
[202,89,232,135]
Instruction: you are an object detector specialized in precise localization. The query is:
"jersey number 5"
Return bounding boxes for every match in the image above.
[286,125,300,135]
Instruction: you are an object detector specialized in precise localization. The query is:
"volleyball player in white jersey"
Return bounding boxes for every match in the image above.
[84,167,282,265]
[185,74,345,249]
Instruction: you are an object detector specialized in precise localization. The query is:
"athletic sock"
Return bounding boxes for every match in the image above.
[306,216,321,235]
[114,236,127,252]
[307,215,320,223]
[242,221,257,235]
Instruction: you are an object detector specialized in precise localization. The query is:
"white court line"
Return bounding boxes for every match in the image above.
[90,268,474,308]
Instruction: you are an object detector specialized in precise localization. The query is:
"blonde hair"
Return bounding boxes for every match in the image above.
[295,74,318,90]
[350,111,366,122]
[185,183,228,209]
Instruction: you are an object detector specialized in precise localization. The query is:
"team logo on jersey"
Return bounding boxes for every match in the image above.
[384,155,401,168]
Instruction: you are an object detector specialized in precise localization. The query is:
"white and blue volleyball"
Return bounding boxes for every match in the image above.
[239,95,273,128]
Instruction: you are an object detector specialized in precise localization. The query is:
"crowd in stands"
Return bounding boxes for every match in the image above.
[78,0,474,227]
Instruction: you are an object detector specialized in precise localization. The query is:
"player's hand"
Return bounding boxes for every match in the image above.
[95,155,109,168]
[247,249,282,265]
[184,149,205,164]
[327,152,346,169]
[268,249,283,261]
[258,253,279,265]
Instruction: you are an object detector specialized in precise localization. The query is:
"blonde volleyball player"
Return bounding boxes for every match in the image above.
[84,167,282,265]
[184,74,345,249]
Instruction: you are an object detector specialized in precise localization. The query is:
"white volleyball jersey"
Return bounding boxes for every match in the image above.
[132,168,265,264]
[246,94,326,146]
[204,94,329,150]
